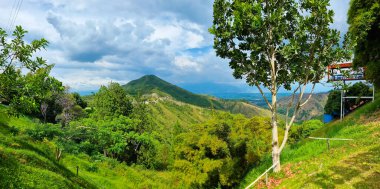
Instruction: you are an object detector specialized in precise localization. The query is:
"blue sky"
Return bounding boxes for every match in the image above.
[0,0,350,94]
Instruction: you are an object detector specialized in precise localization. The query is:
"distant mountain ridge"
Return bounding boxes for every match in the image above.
[277,92,329,122]
[122,75,271,117]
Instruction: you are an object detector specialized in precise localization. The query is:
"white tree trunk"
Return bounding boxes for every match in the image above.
[271,93,281,172]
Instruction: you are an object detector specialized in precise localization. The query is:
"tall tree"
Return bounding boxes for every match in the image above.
[347,0,380,87]
[210,0,347,172]
[92,82,133,118]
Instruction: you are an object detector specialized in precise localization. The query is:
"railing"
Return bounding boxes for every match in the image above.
[245,161,279,189]
[309,137,354,150]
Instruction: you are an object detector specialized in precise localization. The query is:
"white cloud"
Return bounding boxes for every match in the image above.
[173,56,202,72]
[0,0,350,92]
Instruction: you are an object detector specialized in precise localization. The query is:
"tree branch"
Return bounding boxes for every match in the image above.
[285,84,300,126]
[255,83,272,111]
[300,83,316,107]
[279,76,311,153]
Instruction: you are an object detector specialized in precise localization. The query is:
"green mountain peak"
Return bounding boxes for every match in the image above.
[122,75,215,108]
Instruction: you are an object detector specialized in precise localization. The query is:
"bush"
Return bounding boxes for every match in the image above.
[289,119,323,144]
[26,124,62,141]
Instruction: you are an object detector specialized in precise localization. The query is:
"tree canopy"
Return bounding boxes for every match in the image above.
[347,0,380,87]
[92,82,133,118]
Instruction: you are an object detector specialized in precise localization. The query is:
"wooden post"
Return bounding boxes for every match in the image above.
[327,139,330,151]
[76,166,79,176]
[265,172,268,185]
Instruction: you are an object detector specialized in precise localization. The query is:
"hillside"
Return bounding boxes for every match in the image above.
[0,105,185,188]
[123,75,271,118]
[0,106,95,188]
[240,94,380,188]
[277,93,328,122]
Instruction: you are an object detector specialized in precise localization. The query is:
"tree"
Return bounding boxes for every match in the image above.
[0,26,66,119]
[347,0,380,87]
[55,89,85,127]
[325,82,372,117]
[92,82,133,118]
[324,90,341,116]
[72,92,87,109]
[210,0,347,172]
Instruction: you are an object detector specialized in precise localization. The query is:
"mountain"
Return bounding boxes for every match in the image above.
[123,75,215,108]
[122,75,271,118]
[277,93,329,122]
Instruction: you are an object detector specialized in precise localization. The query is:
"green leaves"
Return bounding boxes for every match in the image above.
[347,0,380,87]
[173,113,273,187]
[211,0,346,89]
[92,82,133,119]
[0,26,48,74]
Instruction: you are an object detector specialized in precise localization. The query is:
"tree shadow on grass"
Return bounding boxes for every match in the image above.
[307,145,380,188]
[1,124,98,189]
[15,139,98,189]
[353,171,380,189]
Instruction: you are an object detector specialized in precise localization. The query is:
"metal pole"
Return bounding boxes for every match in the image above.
[373,84,375,102]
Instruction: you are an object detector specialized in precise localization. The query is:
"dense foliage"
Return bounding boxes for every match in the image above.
[174,113,274,187]
[348,0,380,87]
[93,82,133,118]
[324,82,373,117]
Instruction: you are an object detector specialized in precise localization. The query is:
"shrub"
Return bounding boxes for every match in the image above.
[289,119,324,144]
[26,123,62,141]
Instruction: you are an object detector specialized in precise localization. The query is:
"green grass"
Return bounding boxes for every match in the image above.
[239,94,380,188]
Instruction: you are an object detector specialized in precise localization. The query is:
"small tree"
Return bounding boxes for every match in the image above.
[210,0,347,171]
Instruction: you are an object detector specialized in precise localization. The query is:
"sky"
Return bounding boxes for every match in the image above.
[0,0,351,94]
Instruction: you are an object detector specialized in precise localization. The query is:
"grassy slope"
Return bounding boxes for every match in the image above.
[0,106,95,188]
[148,99,214,129]
[0,105,184,189]
[240,94,380,188]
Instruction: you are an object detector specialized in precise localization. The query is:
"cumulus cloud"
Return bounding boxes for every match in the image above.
[173,56,202,72]
[0,0,350,92]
